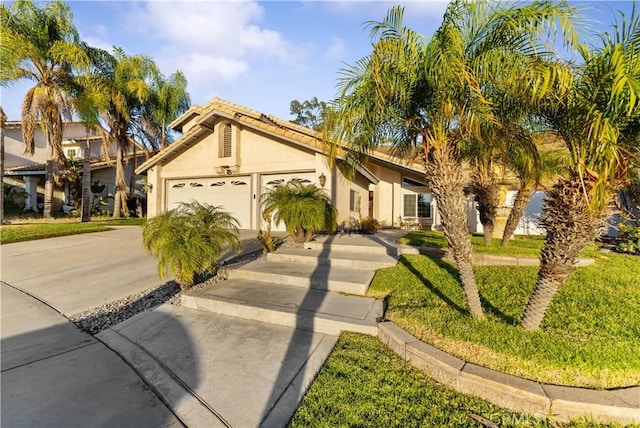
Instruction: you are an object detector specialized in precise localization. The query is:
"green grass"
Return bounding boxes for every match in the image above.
[397,230,598,258]
[0,218,144,244]
[291,333,615,427]
[367,253,640,388]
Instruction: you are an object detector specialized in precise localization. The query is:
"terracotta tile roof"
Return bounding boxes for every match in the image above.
[137,97,424,176]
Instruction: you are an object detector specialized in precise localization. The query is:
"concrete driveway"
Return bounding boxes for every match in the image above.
[1,226,263,316]
[1,226,332,427]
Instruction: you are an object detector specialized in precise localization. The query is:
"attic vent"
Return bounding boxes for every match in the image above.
[231,180,247,186]
[190,182,204,187]
[210,181,225,187]
[172,183,185,188]
[266,179,284,186]
[222,124,232,158]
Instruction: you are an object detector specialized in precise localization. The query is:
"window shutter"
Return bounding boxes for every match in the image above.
[223,124,232,157]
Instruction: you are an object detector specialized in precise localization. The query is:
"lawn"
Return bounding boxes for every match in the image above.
[290,333,613,427]
[367,251,640,389]
[397,230,599,258]
[0,217,145,244]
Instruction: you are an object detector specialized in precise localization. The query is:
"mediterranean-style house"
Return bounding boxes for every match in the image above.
[136,98,443,231]
[136,97,547,234]
[3,120,146,214]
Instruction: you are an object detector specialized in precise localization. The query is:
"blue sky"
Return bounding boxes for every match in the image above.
[0,1,636,122]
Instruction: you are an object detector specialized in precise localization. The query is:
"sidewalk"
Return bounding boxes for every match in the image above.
[1,282,181,427]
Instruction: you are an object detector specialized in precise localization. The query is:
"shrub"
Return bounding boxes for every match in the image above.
[261,179,337,244]
[615,222,640,254]
[360,216,380,234]
[3,184,28,214]
[142,201,241,290]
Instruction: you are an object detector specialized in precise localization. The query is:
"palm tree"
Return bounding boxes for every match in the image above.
[150,71,190,149]
[325,2,577,319]
[83,47,158,217]
[143,201,241,290]
[1,0,89,218]
[261,179,337,244]
[501,143,566,246]
[521,7,640,330]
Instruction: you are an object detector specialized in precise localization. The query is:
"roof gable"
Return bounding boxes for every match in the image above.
[136,97,424,177]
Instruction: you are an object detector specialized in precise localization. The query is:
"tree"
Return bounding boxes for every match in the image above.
[149,71,190,149]
[142,201,241,290]
[501,143,566,246]
[1,0,90,218]
[261,179,337,244]
[325,2,577,319]
[521,7,640,330]
[290,97,327,131]
[82,47,158,217]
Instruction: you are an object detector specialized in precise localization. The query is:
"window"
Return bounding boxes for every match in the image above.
[222,124,232,158]
[350,190,358,211]
[403,193,432,218]
[65,148,77,159]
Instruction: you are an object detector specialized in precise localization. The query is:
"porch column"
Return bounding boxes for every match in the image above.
[24,176,39,211]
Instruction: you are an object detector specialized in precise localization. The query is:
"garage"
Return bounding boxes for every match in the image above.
[260,172,317,232]
[166,177,252,228]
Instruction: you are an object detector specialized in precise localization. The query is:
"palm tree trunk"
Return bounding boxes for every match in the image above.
[521,177,601,330]
[471,169,499,246]
[424,143,485,319]
[0,108,6,225]
[81,140,91,222]
[112,146,128,218]
[43,159,55,218]
[501,186,532,246]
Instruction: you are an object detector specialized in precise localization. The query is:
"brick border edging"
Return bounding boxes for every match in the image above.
[378,321,639,425]
[398,246,595,267]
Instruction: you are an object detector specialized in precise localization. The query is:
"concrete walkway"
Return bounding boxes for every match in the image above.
[0,226,346,427]
[1,282,181,427]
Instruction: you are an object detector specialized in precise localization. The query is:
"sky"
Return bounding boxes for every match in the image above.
[0,1,636,123]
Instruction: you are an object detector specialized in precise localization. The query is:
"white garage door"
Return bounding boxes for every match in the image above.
[260,172,317,232]
[166,177,251,228]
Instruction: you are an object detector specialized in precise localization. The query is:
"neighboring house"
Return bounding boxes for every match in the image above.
[3,120,146,214]
[137,97,443,231]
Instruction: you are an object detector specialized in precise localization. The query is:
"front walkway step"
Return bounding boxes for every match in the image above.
[266,247,398,270]
[181,279,383,336]
[228,259,375,295]
[304,234,398,256]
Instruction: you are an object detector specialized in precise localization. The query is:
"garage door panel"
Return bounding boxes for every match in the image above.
[166,177,251,228]
[260,172,316,232]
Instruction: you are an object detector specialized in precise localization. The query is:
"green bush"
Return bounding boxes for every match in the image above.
[615,223,640,254]
[261,179,337,243]
[3,184,28,214]
[360,216,380,233]
[142,201,241,289]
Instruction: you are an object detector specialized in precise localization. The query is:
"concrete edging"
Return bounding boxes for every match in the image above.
[397,245,595,267]
[378,321,639,425]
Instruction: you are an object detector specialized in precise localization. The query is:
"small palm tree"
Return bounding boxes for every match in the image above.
[142,201,241,290]
[261,179,337,244]
[521,7,640,330]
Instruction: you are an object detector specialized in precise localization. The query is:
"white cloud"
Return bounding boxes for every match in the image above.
[119,1,306,106]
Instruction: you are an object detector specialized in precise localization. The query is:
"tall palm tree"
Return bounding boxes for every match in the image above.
[1,0,89,218]
[149,71,190,149]
[83,47,158,217]
[326,1,577,319]
[521,7,640,330]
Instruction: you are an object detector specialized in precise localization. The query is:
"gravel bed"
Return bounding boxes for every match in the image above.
[70,248,265,335]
